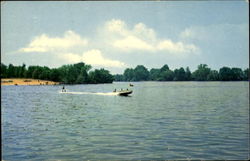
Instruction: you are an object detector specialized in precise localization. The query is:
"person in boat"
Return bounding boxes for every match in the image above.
[113,89,116,92]
[62,86,66,92]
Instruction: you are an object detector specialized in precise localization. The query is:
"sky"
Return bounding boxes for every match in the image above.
[1,1,249,74]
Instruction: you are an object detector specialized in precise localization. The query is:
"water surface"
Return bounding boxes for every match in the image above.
[2,82,249,160]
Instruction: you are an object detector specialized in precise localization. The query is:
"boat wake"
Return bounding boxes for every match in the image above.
[59,91,118,96]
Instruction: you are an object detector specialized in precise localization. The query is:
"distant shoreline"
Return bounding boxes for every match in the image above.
[1,78,60,86]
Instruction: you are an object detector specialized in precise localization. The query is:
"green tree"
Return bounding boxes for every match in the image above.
[219,67,233,81]
[88,71,96,84]
[173,67,186,81]
[123,68,135,81]
[21,64,26,78]
[14,66,20,78]
[26,66,38,78]
[49,69,60,82]
[4,62,248,83]
[114,74,124,81]
[192,64,211,81]
[31,66,44,79]
[88,68,114,83]
[39,69,50,80]
[243,68,249,81]
[160,64,169,72]
[160,70,174,81]
[134,65,149,81]
[23,70,28,78]
[149,68,161,80]
[57,65,69,83]
[1,63,7,78]
[32,69,38,79]
[67,65,79,84]
[18,64,26,78]
[7,64,15,78]
[2,62,114,84]
[185,67,192,81]
[80,64,91,83]
[75,74,85,84]
[207,70,219,81]
[99,68,114,83]
[231,67,244,81]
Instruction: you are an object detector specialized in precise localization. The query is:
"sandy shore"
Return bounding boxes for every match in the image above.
[1,78,60,86]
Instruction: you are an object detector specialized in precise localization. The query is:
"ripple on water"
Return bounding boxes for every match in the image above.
[2,82,249,160]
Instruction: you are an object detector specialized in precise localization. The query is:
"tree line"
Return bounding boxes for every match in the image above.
[114,64,249,81]
[1,63,249,83]
[1,62,114,84]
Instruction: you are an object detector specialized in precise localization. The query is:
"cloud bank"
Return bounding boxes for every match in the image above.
[61,50,126,68]
[104,19,199,54]
[18,19,200,68]
[19,30,88,53]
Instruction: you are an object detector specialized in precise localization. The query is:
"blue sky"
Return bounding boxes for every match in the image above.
[1,1,249,74]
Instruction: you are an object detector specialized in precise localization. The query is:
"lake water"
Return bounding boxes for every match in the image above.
[2,82,249,160]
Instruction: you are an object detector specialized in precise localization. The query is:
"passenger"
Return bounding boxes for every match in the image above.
[62,86,66,92]
[113,89,116,92]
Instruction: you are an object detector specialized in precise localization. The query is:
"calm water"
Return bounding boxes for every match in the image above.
[2,82,249,160]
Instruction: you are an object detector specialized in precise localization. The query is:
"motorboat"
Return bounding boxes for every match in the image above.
[117,90,133,96]
[113,89,132,96]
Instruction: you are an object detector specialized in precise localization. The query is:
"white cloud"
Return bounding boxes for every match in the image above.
[61,49,126,68]
[157,40,199,53]
[133,23,157,42]
[17,19,201,70]
[19,30,88,53]
[105,19,129,37]
[82,49,126,67]
[113,36,154,51]
[104,19,199,54]
[60,53,82,63]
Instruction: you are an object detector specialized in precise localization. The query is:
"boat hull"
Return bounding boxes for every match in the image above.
[117,90,133,96]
